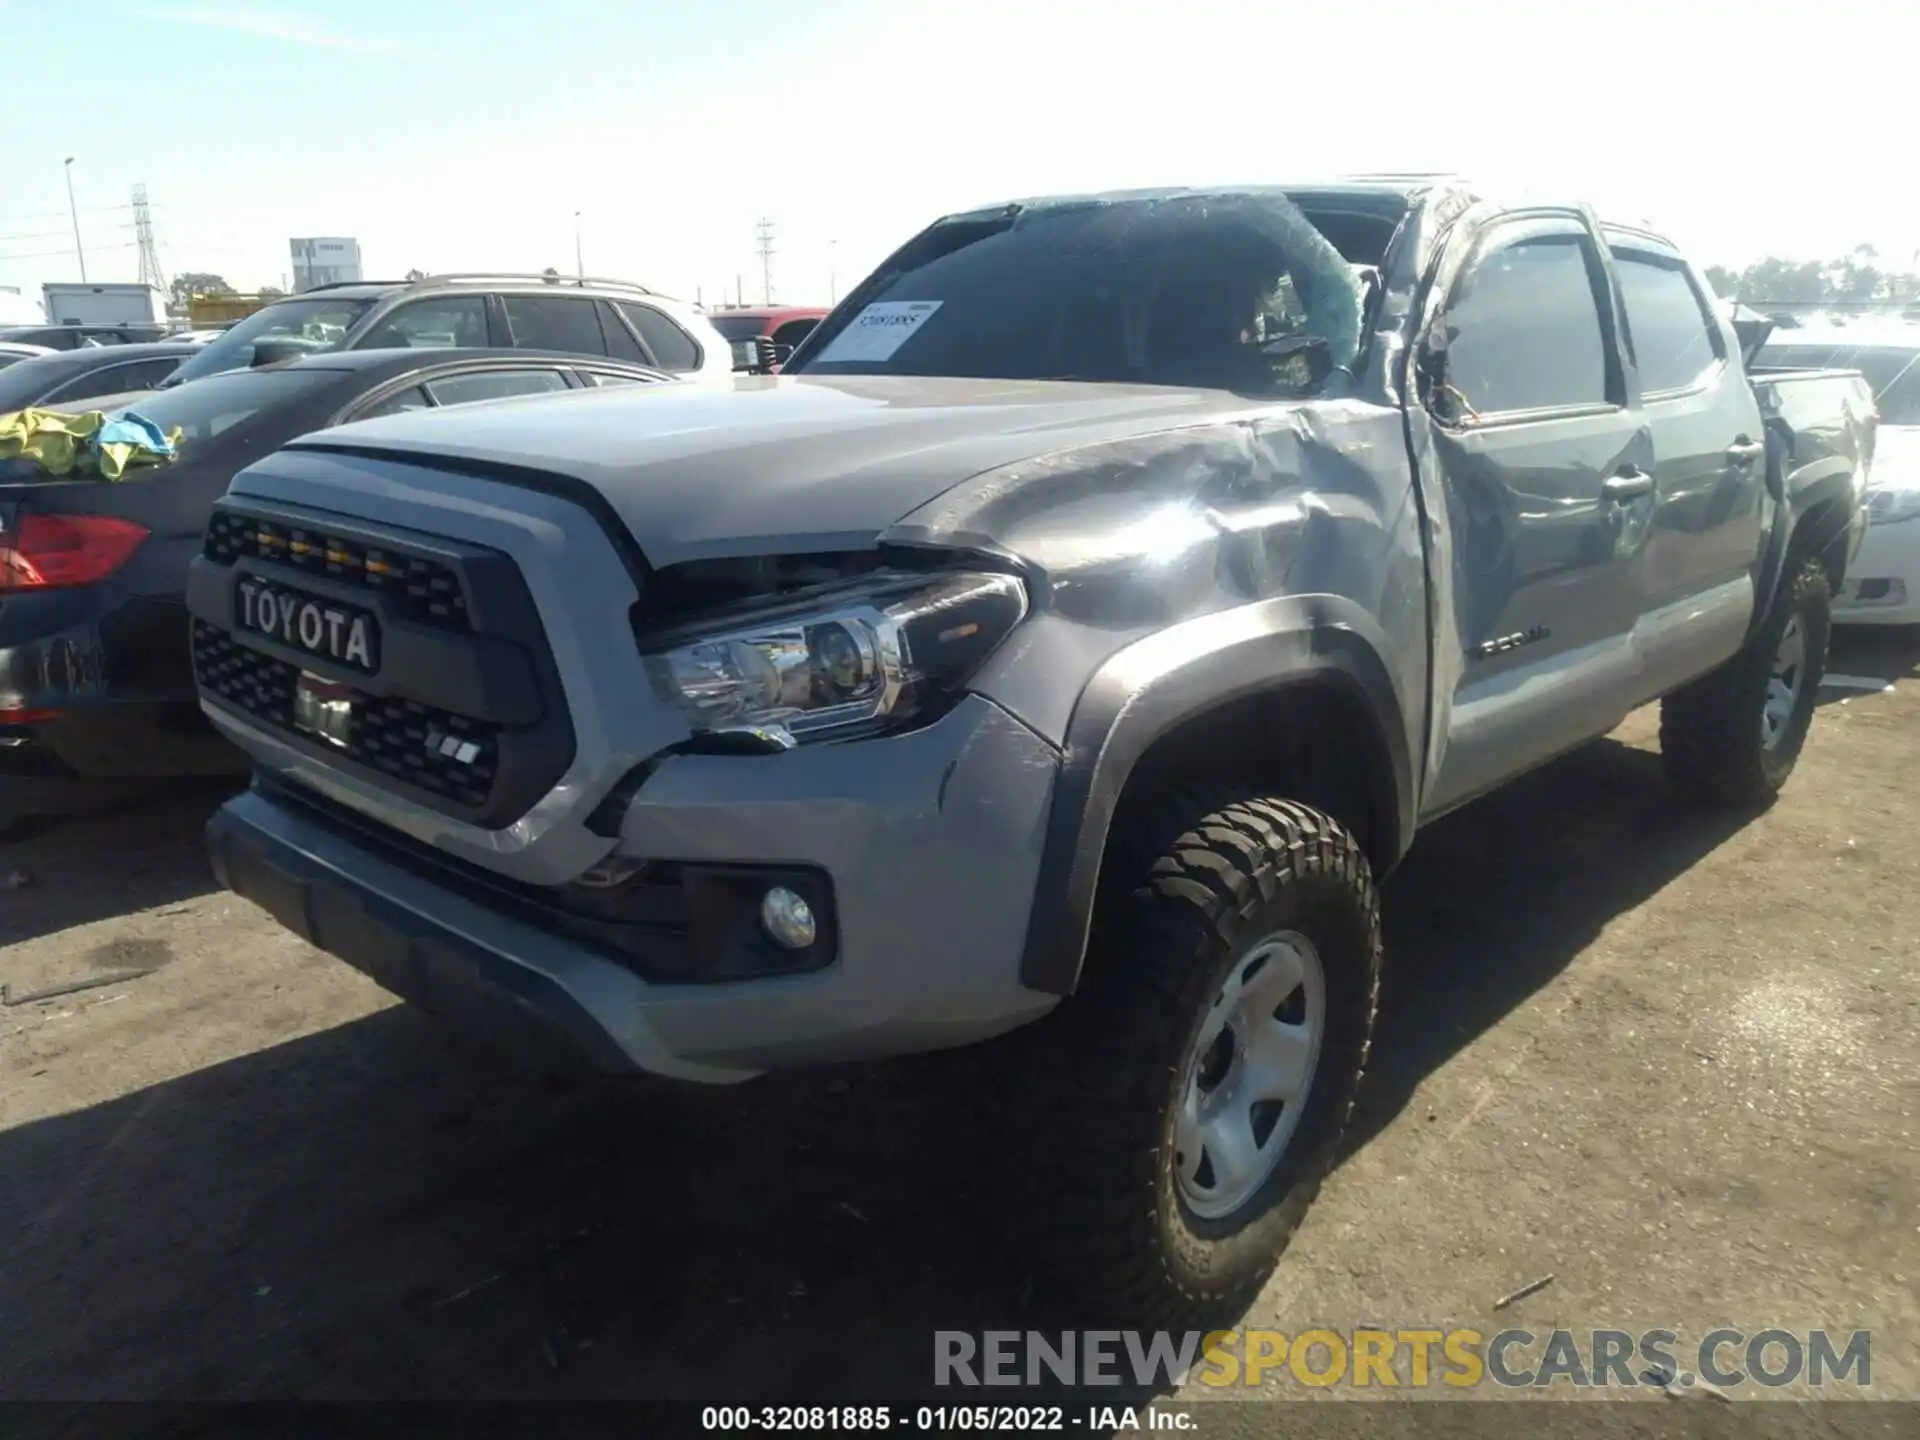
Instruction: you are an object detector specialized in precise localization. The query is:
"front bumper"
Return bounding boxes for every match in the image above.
[207,694,1064,1084]
[1834,517,1920,625]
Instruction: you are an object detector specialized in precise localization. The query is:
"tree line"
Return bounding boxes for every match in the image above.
[1704,246,1920,309]
[165,246,1920,314]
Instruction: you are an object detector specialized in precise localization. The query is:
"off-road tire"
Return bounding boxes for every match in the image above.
[1003,791,1382,1323]
[1661,556,1831,807]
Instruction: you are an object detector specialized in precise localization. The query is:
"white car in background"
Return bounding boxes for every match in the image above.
[0,340,55,371]
[1757,322,1920,625]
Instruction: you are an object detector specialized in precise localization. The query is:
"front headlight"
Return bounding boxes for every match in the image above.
[1866,487,1920,525]
[641,569,1028,747]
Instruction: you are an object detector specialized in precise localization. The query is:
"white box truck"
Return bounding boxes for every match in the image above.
[41,282,168,327]
[0,285,44,324]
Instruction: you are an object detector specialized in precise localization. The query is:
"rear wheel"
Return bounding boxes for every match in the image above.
[1661,556,1831,806]
[1004,792,1382,1318]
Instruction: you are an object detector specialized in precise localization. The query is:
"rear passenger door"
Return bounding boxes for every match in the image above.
[500,295,610,358]
[615,302,703,374]
[357,296,491,350]
[1607,240,1768,697]
[1420,213,1654,817]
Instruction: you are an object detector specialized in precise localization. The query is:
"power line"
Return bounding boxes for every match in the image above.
[0,226,101,243]
[0,241,137,263]
[0,203,145,227]
[134,184,166,293]
[0,223,136,244]
[756,218,776,306]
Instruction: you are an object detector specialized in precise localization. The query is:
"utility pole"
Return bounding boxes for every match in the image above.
[63,157,87,282]
[829,238,838,305]
[574,211,584,281]
[756,218,775,305]
[736,273,743,308]
[133,183,166,295]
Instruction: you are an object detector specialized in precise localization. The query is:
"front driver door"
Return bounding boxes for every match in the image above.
[1421,213,1654,817]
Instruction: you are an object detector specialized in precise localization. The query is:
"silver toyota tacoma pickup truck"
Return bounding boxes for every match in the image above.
[187,180,1874,1313]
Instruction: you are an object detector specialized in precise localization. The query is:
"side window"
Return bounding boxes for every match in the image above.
[619,303,701,372]
[502,296,608,356]
[117,359,180,391]
[596,301,648,363]
[770,318,820,354]
[1613,254,1721,395]
[424,369,569,407]
[353,385,431,420]
[358,297,489,349]
[1439,233,1611,418]
[583,370,654,388]
[45,364,142,403]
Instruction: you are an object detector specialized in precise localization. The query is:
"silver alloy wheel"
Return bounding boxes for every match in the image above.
[1174,931,1327,1221]
[1762,616,1806,752]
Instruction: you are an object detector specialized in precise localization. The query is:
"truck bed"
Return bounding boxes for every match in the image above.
[1747,364,1877,505]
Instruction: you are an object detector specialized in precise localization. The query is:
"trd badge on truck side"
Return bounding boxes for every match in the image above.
[1469,625,1551,661]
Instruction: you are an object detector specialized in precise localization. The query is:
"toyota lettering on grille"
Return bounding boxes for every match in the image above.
[236,577,379,672]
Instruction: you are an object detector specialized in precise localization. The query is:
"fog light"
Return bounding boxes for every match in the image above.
[759,886,817,949]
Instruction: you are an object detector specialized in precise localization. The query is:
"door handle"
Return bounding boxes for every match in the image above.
[1726,437,1765,466]
[1602,468,1654,502]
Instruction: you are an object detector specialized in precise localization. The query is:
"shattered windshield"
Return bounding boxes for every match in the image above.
[787,193,1363,397]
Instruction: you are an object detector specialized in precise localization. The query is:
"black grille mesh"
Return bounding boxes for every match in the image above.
[204,511,471,632]
[193,621,498,809]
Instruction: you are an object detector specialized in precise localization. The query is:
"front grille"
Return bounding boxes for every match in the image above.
[193,621,498,809]
[204,511,471,632]
[192,619,297,727]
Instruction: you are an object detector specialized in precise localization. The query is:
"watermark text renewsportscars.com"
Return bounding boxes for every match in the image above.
[934,1328,1872,1391]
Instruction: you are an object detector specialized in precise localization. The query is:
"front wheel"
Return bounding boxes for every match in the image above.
[1661,556,1832,807]
[1005,793,1382,1319]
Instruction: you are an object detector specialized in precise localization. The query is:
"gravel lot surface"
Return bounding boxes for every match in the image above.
[2,632,1915,1434]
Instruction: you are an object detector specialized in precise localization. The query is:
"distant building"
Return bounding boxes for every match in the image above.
[290,237,363,292]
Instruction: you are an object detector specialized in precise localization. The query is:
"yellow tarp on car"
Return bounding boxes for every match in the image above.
[0,407,184,482]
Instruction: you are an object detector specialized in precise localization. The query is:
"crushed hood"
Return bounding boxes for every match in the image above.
[292,374,1252,566]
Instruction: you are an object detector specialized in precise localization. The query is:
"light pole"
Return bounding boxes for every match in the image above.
[63,157,87,282]
[829,238,838,305]
[574,211,584,281]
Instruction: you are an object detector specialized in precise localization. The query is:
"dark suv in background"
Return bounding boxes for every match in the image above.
[158,273,732,389]
[0,323,170,350]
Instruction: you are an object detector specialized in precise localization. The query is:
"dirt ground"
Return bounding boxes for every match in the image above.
[2,631,1917,1428]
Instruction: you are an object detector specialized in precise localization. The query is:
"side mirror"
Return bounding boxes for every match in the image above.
[1415,327,1449,401]
[1258,334,1333,389]
[251,338,308,368]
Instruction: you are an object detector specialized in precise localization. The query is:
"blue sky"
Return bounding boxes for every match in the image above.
[6,0,1914,308]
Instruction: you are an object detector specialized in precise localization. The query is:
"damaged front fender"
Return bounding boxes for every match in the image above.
[882,397,1430,995]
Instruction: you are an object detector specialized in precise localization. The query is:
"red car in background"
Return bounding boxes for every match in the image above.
[705,306,830,372]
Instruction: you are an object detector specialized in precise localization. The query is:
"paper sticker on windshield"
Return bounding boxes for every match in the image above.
[814,300,943,363]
